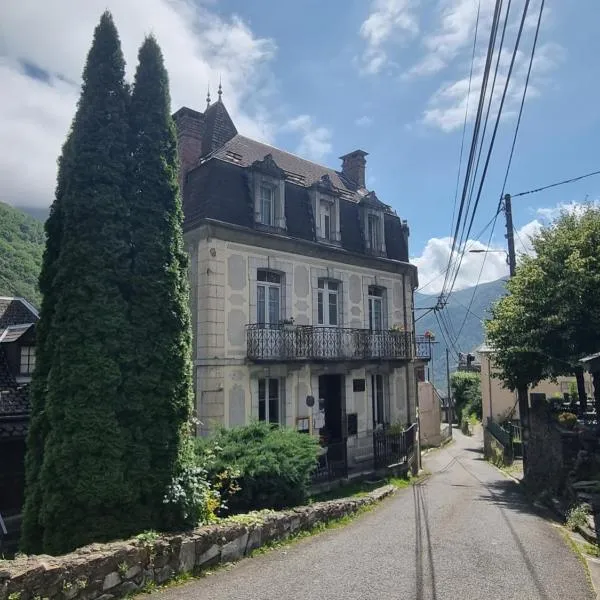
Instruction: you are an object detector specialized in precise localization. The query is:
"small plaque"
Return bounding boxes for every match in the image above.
[353,378,366,392]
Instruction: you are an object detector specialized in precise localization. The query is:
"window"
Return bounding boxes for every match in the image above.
[372,374,386,427]
[257,270,281,326]
[320,202,331,240]
[261,185,275,226]
[317,279,339,326]
[20,346,35,375]
[368,286,384,331]
[258,378,283,424]
[368,214,380,250]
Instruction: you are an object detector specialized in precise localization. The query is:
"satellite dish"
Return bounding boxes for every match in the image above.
[306,395,315,407]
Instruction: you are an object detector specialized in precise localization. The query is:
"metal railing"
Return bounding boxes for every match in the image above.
[247,324,431,362]
[311,424,417,485]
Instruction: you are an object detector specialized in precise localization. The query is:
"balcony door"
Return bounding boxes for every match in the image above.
[368,286,385,358]
[257,270,281,328]
[256,270,281,359]
[317,279,341,358]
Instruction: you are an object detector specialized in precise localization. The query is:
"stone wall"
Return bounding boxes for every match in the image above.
[528,397,568,494]
[0,486,394,600]
[483,428,511,466]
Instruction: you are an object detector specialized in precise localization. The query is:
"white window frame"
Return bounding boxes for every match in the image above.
[260,184,275,226]
[320,202,331,241]
[257,269,281,327]
[368,286,385,331]
[317,279,340,327]
[258,377,285,424]
[254,173,286,229]
[368,213,381,251]
[20,346,35,375]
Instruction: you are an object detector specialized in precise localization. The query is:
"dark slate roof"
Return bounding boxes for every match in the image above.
[0,324,35,344]
[210,135,392,207]
[184,158,410,262]
[0,298,38,329]
[202,101,238,156]
[0,347,29,418]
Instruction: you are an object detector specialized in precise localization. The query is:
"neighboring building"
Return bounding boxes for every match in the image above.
[174,94,430,473]
[478,343,593,423]
[0,297,38,517]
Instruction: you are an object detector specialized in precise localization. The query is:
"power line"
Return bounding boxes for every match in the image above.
[441,0,504,297]
[513,169,600,198]
[500,0,545,197]
[450,0,481,245]
[447,0,532,298]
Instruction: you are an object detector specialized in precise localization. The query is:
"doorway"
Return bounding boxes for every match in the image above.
[318,374,344,443]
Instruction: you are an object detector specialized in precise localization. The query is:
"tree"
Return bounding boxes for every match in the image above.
[450,372,482,425]
[21,136,72,553]
[27,12,136,555]
[124,35,194,529]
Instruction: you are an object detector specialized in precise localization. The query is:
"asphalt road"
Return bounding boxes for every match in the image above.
[156,429,594,600]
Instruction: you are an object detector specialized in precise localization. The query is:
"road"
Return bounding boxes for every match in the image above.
[156,429,594,600]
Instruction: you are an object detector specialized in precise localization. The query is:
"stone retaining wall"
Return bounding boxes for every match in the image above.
[0,485,394,600]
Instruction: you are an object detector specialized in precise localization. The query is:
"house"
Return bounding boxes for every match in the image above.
[174,93,430,477]
[0,297,38,518]
[478,342,593,423]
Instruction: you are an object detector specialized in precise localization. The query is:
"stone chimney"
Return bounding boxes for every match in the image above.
[340,150,368,188]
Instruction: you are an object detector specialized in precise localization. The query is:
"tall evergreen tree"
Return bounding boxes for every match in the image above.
[32,12,136,555]
[125,35,194,529]
[21,136,72,553]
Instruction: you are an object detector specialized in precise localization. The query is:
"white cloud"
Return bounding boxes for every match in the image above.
[355,115,373,127]
[406,0,496,79]
[283,115,333,162]
[414,201,599,293]
[359,0,419,75]
[421,41,563,132]
[0,0,277,208]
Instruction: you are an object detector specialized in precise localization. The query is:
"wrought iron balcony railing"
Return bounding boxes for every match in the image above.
[247,324,428,362]
[415,336,433,361]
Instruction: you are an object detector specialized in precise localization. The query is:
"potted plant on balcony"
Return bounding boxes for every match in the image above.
[280,317,295,330]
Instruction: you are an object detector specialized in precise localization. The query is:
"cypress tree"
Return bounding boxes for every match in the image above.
[21,136,72,553]
[126,35,194,529]
[35,12,136,554]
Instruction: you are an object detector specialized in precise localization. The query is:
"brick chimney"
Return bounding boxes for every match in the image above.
[173,107,205,188]
[340,150,368,188]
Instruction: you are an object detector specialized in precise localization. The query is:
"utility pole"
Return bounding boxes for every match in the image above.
[504,193,517,277]
[504,192,528,469]
[446,347,452,436]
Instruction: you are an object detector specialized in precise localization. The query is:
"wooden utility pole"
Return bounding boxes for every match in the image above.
[504,193,529,469]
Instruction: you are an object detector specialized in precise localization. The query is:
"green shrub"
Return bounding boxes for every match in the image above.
[566,504,589,530]
[557,412,577,430]
[196,421,320,513]
[451,372,482,426]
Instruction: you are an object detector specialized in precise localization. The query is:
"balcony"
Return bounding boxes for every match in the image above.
[246,324,431,362]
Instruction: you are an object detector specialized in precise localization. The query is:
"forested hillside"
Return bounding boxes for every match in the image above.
[0,202,45,307]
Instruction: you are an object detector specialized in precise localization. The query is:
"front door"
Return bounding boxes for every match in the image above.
[318,374,344,443]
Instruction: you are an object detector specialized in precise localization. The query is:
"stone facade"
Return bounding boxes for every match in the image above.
[0,486,394,600]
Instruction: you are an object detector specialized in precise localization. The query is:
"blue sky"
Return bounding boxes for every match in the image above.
[2,0,599,292]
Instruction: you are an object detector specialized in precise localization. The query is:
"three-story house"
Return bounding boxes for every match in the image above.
[174,94,430,477]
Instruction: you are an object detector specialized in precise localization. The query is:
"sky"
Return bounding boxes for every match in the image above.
[1,0,599,295]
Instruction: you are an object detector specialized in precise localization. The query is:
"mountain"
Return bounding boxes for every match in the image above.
[415,278,508,391]
[16,205,50,223]
[0,202,45,307]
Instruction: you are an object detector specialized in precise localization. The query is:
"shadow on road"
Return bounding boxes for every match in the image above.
[413,482,438,600]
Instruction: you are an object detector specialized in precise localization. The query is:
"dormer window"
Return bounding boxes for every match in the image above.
[311,174,341,244]
[360,191,387,256]
[251,154,286,230]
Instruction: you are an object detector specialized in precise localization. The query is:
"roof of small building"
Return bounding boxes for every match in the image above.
[0,323,35,344]
[0,297,38,329]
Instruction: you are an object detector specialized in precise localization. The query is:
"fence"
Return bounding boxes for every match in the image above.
[311,424,417,485]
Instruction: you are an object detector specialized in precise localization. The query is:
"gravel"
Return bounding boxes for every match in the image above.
[155,429,595,600]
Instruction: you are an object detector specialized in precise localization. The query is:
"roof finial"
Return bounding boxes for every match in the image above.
[218,76,223,102]
[206,84,211,110]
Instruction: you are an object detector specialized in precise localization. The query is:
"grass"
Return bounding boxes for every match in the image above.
[559,528,594,591]
[310,472,425,503]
